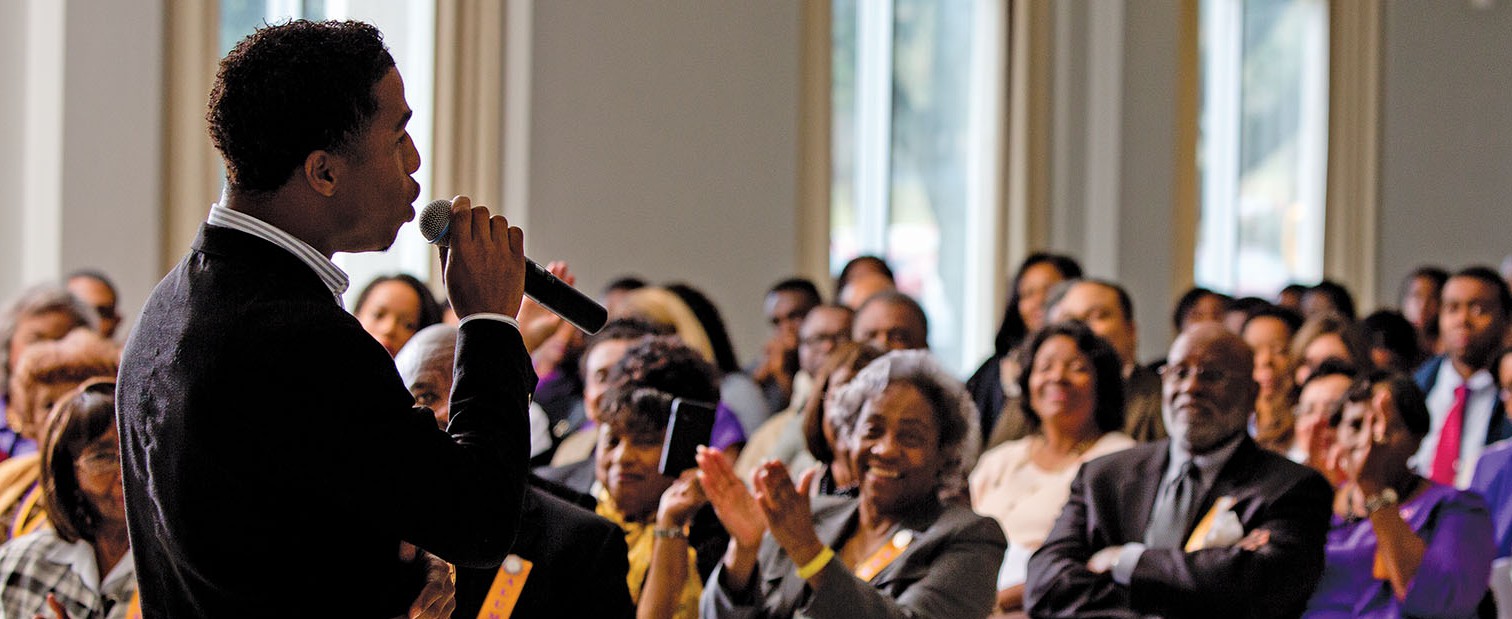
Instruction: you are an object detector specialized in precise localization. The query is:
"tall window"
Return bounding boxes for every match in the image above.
[219,0,436,307]
[831,0,1004,374]
[1195,0,1328,296]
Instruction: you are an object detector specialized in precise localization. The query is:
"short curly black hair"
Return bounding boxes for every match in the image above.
[598,336,720,438]
[208,20,395,194]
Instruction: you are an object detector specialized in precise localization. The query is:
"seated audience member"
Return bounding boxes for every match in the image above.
[748,278,822,414]
[616,287,757,442]
[571,336,730,619]
[1025,324,1333,619]
[395,323,634,619]
[396,325,552,462]
[1400,266,1449,356]
[1277,283,1309,314]
[0,330,119,543]
[1243,305,1305,452]
[65,271,122,340]
[734,304,853,482]
[0,380,134,618]
[1171,287,1231,335]
[852,291,930,353]
[1414,266,1512,489]
[1359,309,1426,374]
[1224,296,1271,334]
[546,318,675,471]
[1303,280,1358,322]
[970,322,1134,615]
[667,283,772,434]
[1285,360,1358,475]
[351,273,442,357]
[1043,278,1163,443]
[698,350,1003,618]
[968,253,1082,448]
[601,276,648,317]
[1304,372,1495,618]
[791,342,888,495]
[1472,346,1512,615]
[1292,312,1374,386]
[834,255,895,297]
[0,286,95,461]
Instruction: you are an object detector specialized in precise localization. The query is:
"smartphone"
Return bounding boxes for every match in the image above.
[659,398,717,476]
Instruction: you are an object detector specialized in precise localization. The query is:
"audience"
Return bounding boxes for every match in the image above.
[1285,360,1358,476]
[970,321,1133,615]
[748,278,822,414]
[851,291,930,352]
[1278,283,1309,314]
[734,304,853,482]
[0,330,119,544]
[834,256,897,310]
[351,273,441,357]
[1305,372,1494,618]
[1303,280,1358,322]
[1243,305,1305,452]
[395,323,635,619]
[1292,312,1373,386]
[1400,266,1448,356]
[698,349,1002,618]
[1471,346,1512,614]
[1026,324,1333,618]
[0,285,95,462]
[1358,309,1426,373]
[1171,286,1230,334]
[665,283,771,435]
[1413,266,1512,489]
[968,253,1082,448]
[546,318,676,472]
[602,275,649,317]
[0,380,135,618]
[1044,278,1164,443]
[64,271,122,340]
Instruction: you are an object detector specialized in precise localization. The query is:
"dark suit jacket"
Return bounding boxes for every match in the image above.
[117,225,536,617]
[1024,436,1332,619]
[1414,355,1512,446]
[455,485,633,619]
[702,495,1005,619]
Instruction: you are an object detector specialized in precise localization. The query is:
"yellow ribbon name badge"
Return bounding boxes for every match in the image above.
[124,591,142,619]
[854,529,914,583]
[477,554,533,619]
[1184,496,1238,552]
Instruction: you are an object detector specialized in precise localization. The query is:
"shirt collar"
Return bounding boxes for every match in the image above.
[206,203,350,304]
[43,534,135,594]
[1436,357,1495,391]
[1166,430,1244,484]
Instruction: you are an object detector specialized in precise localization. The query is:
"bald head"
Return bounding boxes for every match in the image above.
[1161,323,1257,454]
[395,324,457,428]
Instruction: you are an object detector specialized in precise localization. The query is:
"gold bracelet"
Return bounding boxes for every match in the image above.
[795,546,835,579]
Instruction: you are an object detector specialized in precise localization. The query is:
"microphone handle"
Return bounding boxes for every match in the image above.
[523,259,608,335]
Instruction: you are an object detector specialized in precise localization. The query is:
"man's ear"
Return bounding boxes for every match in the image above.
[303,150,340,197]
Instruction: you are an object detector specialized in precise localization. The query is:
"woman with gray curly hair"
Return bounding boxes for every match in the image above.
[696,349,1005,618]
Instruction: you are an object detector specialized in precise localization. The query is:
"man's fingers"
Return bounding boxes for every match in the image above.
[469,205,491,242]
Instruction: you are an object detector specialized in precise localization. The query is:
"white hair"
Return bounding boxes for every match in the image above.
[824,349,980,500]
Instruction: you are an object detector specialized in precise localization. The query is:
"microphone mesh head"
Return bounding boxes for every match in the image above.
[418,199,454,246]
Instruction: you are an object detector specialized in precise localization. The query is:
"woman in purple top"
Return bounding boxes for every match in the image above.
[1469,346,1512,560]
[1304,371,1495,618]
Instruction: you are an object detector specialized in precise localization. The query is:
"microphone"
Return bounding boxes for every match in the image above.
[419,199,607,335]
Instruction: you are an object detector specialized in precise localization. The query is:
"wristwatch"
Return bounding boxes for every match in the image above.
[1362,487,1399,514]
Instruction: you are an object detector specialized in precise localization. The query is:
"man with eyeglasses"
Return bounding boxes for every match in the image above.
[735,304,854,480]
[852,290,928,352]
[1027,323,1333,618]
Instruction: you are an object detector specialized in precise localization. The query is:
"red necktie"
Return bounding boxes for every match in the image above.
[1429,383,1469,485]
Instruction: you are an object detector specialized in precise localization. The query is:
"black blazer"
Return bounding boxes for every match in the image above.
[1025,436,1333,619]
[117,225,536,617]
[455,485,634,619]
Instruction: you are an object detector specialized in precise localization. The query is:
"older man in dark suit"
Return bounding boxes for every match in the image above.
[117,21,535,618]
[1026,323,1332,618]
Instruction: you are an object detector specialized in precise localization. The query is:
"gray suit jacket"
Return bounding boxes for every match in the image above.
[701,495,1005,619]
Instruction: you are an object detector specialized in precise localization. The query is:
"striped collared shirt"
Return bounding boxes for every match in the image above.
[206,203,349,305]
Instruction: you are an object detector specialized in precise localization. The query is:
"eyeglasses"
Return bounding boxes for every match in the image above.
[1158,364,1230,384]
[800,333,850,349]
[75,449,120,478]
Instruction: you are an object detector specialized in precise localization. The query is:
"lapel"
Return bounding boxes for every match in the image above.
[867,499,946,587]
[1125,442,1172,541]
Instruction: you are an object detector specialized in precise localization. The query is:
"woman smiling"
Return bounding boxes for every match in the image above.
[698,350,1004,618]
